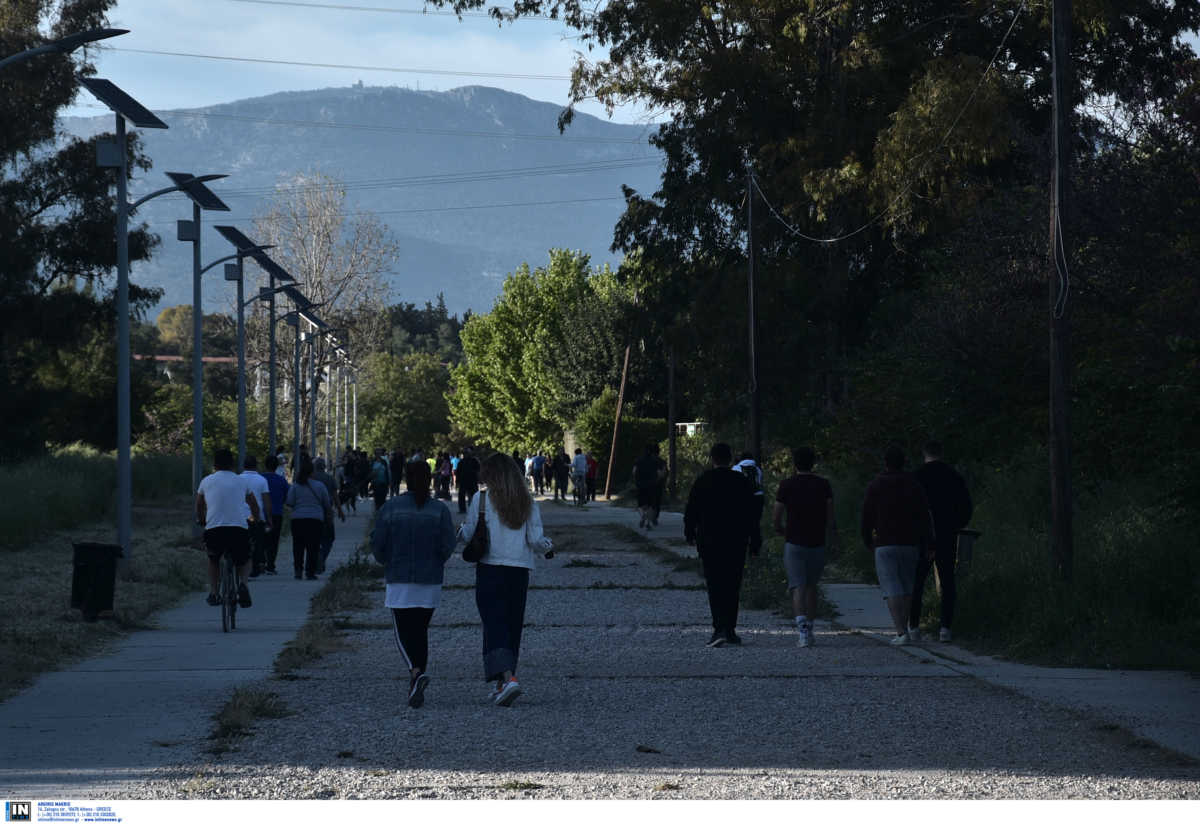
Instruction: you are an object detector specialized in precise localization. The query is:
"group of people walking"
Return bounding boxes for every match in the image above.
[371,452,551,709]
[517,449,597,501]
[686,440,971,649]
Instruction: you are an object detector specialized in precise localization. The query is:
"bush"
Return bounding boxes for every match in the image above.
[0,444,190,548]
[573,387,666,492]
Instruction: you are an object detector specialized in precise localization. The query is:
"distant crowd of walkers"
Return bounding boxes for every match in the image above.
[197,435,970,712]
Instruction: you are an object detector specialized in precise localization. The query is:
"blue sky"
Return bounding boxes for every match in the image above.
[66,0,652,123]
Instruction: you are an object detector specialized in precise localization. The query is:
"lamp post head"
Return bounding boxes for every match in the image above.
[52,28,129,53]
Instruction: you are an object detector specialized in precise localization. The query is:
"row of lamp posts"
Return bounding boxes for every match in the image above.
[1,28,357,559]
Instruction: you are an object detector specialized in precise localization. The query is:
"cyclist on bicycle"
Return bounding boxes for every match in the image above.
[196,448,261,608]
[570,448,589,503]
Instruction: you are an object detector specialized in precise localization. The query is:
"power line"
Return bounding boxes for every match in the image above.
[106,47,572,81]
[226,0,560,20]
[215,157,661,198]
[752,0,1027,246]
[142,194,625,227]
[70,102,656,144]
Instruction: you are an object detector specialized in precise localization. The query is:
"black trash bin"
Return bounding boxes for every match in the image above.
[71,542,123,622]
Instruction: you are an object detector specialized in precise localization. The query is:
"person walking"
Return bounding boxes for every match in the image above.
[733,452,765,553]
[531,452,546,496]
[389,447,405,498]
[457,448,481,513]
[459,453,552,706]
[861,444,934,645]
[241,455,273,579]
[312,457,345,574]
[684,442,761,646]
[910,440,973,642]
[371,460,456,708]
[260,455,289,575]
[585,451,598,501]
[196,448,260,609]
[773,447,836,647]
[284,455,334,580]
[634,443,667,528]
[370,449,391,510]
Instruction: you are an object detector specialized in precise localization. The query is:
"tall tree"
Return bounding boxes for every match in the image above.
[1,0,160,459]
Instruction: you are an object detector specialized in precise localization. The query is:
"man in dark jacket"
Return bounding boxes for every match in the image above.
[861,444,933,645]
[457,448,480,513]
[685,442,761,647]
[910,440,973,642]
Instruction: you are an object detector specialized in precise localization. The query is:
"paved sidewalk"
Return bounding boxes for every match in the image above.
[823,582,1200,761]
[0,503,374,798]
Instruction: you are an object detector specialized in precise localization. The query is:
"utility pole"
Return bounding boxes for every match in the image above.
[746,161,762,462]
[604,345,632,499]
[1048,0,1074,582]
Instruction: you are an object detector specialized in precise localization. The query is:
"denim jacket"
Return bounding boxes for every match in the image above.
[371,493,456,585]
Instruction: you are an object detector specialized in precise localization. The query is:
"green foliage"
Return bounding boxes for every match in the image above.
[0,444,190,548]
[449,249,639,451]
[383,294,465,364]
[572,387,667,491]
[357,352,451,454]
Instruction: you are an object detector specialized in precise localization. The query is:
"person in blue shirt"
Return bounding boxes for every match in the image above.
[260,454,290,575]
[372,460,456,708]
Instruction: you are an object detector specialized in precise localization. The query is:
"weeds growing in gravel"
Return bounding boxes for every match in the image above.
[210,687,290,752]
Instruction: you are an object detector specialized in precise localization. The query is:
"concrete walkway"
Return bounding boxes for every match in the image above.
[822,582,1200,761]
[0,503,374,798]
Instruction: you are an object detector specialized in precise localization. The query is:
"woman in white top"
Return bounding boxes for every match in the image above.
[460,453,552,706]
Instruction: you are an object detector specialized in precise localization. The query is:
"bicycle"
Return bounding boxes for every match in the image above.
[220,551,238,632]
[571,472,588,507]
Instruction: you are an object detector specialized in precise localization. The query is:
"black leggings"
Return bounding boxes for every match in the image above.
[391,607,434,672]
[291,518,323,576]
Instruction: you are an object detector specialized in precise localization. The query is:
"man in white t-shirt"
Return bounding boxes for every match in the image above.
[242,455,273,578]
[570,448,588,500]
[196,448,261,608]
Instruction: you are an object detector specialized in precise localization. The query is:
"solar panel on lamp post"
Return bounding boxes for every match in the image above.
[0,27,127,70]
[167,173,231,526]
[82,77,167,564]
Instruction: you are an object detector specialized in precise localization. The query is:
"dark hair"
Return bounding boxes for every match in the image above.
[574,447,582,455]
[406,460,432,507]
[885,444,905,471]
[243,454,257,470]
[792,446,816,472]
[214,448,234,471]
[265,455,279,471]
[710,443,733,466]
[923,440,944,459]
[297,455,315,484]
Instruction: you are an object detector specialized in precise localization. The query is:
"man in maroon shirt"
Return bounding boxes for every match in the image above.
[773,446,836,648]
[861,444,934,645]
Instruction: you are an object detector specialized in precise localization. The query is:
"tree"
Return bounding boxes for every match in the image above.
[244,171,398,449]
[1,0,160,459]
[357,352,452,453]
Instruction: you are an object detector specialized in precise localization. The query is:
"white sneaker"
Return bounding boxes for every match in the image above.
[907,626,921,642]
[890,633,910,646]
[494,678,522,707]
[797,626,812,647]
[939,627,952,642]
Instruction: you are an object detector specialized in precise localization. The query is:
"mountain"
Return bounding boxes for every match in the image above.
[60,84,663,317]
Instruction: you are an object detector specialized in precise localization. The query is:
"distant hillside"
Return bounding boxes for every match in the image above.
[61,84,663,316]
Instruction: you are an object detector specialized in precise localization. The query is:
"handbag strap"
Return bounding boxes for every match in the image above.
[476,491,487,531]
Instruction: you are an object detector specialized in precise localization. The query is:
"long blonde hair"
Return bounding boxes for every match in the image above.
[480,453,531,530]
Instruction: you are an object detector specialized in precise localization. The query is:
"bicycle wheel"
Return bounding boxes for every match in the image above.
[221,557,234,633]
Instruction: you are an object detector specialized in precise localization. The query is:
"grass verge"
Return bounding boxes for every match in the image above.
[0,496,206,702]
[209,687,291,754]
[273,526,384,677]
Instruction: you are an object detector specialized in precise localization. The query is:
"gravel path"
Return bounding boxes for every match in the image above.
[99,503,1200,800]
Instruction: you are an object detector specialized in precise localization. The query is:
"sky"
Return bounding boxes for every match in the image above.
[63,0,654,124]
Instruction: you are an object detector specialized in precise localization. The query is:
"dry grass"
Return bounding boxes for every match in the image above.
[0,496,206,701]
[209,687,291,753]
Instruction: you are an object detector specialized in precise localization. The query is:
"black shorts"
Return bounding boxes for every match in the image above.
[204,526,251,565]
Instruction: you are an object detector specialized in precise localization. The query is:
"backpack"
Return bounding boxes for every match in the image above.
[372,459,388,486]
[739,462,761,494]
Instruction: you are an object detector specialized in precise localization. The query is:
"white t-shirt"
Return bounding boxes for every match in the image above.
[242,471,269,521]
[198,471,250,529]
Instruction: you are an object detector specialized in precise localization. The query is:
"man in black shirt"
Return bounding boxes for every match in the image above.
[910,440,973,642]
[684,442,761,647]
[457,448,481,513]
[634,443,667,529]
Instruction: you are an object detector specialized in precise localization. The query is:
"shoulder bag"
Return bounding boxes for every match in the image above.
[463,491,488,563]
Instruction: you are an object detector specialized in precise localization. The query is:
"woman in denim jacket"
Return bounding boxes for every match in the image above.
[459,453,553,707]
[371,460,456,708]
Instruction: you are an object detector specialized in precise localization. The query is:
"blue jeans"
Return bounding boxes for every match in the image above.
[475,562,529,681]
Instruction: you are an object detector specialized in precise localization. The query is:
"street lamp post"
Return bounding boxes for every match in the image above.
[83,77,167,562]
[287,316,302,480]
[0,28,127,70]
[169,174,230,512]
